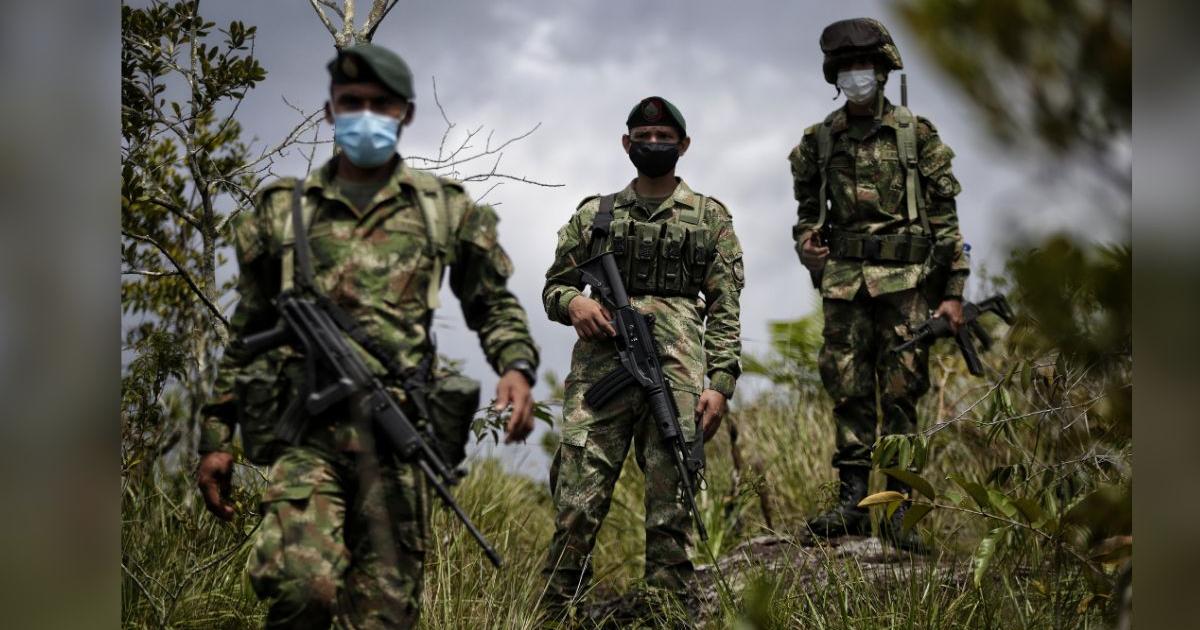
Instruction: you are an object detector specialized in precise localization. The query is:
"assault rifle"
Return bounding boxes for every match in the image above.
[576,250,709,541]
[239,290,503,568]
[892,294,1015,377]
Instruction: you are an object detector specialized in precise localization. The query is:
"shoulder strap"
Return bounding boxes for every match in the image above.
[287,179,316,292]
[588,194,616,258]
[893,105,931,236]
[412,176,447,309]
[815,118,834,232]
[591,193,616,237]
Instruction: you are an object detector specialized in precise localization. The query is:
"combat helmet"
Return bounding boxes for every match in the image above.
[819,18,903,84]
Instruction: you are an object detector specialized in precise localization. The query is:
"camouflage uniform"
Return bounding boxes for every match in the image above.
[789,99,968,469]
[200,156,539,628]
[541,179,744,606]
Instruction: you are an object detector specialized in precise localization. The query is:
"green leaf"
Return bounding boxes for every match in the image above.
[1011,497,1046,525]
[880,468,936,500]
[898,439,913,470]
[951,475,991,511]
[973,527,1006,587]
[901,503,934,533]
[858,490,905,508]
[988,490,1020,519]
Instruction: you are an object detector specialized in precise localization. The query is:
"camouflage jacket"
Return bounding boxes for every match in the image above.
[543,179,744,398]
[789,99,969,300]
[200,156,539,456]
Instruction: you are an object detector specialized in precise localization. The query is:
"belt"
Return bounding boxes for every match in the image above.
[828,231,932,264]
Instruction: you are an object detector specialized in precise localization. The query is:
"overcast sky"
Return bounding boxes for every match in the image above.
[189,1,1123,476]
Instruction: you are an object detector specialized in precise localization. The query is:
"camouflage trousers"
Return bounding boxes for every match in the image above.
[247,445,428,629]
[819,286,931,469]
[541,380,701,610]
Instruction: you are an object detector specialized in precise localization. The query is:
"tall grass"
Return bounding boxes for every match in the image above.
[123,270,1129,628]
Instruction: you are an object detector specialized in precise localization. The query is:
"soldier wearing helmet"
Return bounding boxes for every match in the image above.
[789,18,971,552]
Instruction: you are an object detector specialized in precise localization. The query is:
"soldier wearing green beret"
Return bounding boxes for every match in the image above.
[540,96,745,620]
[195,43,540,628]
[789,19,970,552]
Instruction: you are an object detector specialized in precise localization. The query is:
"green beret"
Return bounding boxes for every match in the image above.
[327,43,415,100]
[626,96,686,134]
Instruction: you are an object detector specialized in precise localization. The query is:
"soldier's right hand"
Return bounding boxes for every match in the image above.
[196,451,236,521]
[800,234,830,272]
[568,295,616,340]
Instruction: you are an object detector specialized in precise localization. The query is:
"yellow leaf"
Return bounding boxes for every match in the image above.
[858,490,906,507]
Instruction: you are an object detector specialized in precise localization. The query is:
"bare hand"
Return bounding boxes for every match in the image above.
[695,389,727,442]
[196,451,235,521]
[568,295,616,341]
[800,233,829,273]
[933,299,965,333]
[496,370,535,444]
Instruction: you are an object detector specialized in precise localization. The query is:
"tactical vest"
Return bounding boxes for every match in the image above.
[813,105,934,265]
[590,193,713,299]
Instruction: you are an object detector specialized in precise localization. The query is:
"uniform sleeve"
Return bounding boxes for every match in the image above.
[788,130,823,246]
[447,188,540,374]
[541,204,591,327]
[198,193,279,455]
[701,202,744,398]
[917,117,970,298]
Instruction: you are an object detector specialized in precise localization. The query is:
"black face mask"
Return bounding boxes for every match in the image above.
[628,141,680,177]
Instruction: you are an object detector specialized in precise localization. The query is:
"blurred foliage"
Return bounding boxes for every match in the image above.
[896,0,1130,161]
[122,0,272,462]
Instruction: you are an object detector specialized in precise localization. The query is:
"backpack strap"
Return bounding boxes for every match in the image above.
[815,116,834,233]
[893,105,932,237]
[412,176,447,309]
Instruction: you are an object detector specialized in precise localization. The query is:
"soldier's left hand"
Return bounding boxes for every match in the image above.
[496,370,535,444]
[934,298,966,333]
[696,389,727,442]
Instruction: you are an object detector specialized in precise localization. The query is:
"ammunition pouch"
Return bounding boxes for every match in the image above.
[828,231,932,264]
[426,366,482,469]
[606,217,711,299]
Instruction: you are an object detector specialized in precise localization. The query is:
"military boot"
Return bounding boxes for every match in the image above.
[880,478,931,554]
[808,466,870,538]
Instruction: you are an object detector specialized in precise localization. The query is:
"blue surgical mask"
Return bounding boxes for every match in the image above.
[333,111,401,167]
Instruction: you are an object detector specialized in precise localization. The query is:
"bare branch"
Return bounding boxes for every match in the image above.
[316,0,344,18]
[308,0,341,42]
[343,0,356,46]
[123,268,181,278]
[460,172,565,188]
[122,230,230,329]
[362,0,398,41]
